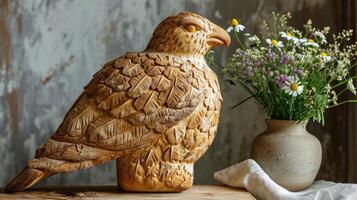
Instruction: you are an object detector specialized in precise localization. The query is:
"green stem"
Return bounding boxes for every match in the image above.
[348,63,357,71]
[231,95,254,109]
[234,30,246,51]
[289,97,294,120]
[337,88,348,96]
[331,75,357,89]
[273,14,277,37]
[328,100,357,108]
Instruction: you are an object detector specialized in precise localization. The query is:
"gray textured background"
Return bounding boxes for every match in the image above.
[0,0,355,187]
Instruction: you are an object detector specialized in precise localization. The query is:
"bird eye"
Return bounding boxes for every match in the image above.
[184,24,199,32]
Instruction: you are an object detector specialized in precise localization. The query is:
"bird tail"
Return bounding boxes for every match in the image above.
[5,168,50,192]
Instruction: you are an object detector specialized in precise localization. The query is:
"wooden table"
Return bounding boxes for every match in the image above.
[0,185,255,200]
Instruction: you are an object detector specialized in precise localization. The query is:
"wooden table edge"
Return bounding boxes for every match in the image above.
[0,185,255,200]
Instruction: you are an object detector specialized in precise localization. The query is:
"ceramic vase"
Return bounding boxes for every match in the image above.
[251,119,322,191]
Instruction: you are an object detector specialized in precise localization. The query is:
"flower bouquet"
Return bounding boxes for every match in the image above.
[217,12,357,123]
[208,13,357,191]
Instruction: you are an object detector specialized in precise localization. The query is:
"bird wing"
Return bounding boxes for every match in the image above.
[35,52,202,165]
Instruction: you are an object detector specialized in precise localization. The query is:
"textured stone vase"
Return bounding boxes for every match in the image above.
[251,119,322,191]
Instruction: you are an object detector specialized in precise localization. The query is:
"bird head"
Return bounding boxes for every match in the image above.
[145,12,231,55]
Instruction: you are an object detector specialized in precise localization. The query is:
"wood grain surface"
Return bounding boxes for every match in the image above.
[5,12,230,193]
[0,185,255,200]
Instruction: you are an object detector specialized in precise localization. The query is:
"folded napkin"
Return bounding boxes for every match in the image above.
[214,159,357,200]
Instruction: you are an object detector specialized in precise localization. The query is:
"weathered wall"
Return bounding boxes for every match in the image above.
[0,0,354,187]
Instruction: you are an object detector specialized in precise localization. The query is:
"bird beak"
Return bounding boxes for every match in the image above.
[207,24,231,47]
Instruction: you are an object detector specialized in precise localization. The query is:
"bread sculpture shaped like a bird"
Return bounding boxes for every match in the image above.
[6,11,230,192]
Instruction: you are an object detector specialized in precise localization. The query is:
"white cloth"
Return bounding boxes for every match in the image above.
[214,159,357,200]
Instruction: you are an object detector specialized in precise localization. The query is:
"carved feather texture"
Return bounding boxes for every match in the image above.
[122,63,144,77]
[7,11,227,193]
[98,125,151,147]
[94,83,113,97]
[144,148,160,167]
[19,52,221,191]
[159,76,189,107]
[106,72,130,92]
[163,146,182,161]
[165,123,186,145]
[64,97,99,137]
[128,75,152,98]
[114,57,131,69]
[87,116,131,143]
[133,91,161,114]
[146,65,165,76]
[151,75,171,92]
[110,99,137,118]
[97,92,128,110]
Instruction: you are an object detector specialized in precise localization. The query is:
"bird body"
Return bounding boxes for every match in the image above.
[6,12,230,192]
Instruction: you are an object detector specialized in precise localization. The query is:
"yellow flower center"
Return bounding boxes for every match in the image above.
[308,39,314,43]
[290,83,299,91]
[287,32,293,37]
[271,39,278,46]
[231,18,239,26]
[320,52,327,57]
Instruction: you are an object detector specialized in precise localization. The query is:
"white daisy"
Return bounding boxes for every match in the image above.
[248,35,260,44]
[318,52,332,62]
[314,31,327,44]
[266,39,283,48]
[280,32,300,45]
[226,18,245,33]
[279,31,295,40]
[302,38,319,48]
[283,76,304,96]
